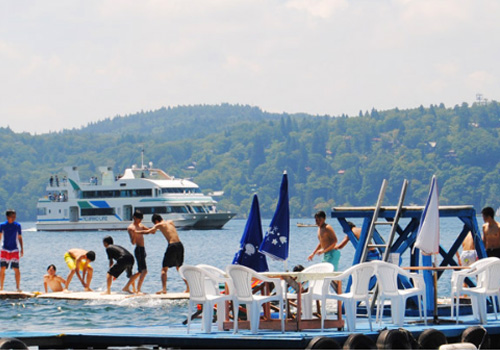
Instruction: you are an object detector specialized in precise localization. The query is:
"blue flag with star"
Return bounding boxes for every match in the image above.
[232,194,269,272]
[259,171,290,261]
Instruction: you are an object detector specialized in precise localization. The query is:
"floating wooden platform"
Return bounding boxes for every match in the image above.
[2,314,500,349]
[0,290,188,300]
[0,291,35,299]
[37,291,189,300]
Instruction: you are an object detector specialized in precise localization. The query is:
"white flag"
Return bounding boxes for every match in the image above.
[414,175,440,255]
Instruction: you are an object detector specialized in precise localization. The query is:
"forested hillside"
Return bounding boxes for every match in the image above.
[1,102,500,221]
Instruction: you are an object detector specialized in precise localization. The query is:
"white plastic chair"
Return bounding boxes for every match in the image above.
[226,265,285,334]
[179,265,232,333]
[450,257,499,323]
[453,259,500,324]
[197,264,234,295]
[286,262,334,319]
[320,262,376,332]
[372,261,427,327]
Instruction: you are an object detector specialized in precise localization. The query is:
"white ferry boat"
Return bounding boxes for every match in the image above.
[36,165,236,231]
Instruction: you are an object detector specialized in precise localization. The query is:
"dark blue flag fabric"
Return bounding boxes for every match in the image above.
[232,194,269,272]
[259,172,290,261]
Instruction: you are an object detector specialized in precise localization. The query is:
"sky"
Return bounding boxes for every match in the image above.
[1,0,499,134]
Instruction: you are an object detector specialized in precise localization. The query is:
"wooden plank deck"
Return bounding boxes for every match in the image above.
[37,291,189,300]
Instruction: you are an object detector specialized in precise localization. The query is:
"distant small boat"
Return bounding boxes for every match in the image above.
[296,223,316,227]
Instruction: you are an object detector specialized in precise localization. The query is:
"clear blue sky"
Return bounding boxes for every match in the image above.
[1,0,499,133]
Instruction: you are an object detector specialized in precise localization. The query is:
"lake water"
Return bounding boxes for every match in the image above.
[0,217,469,332]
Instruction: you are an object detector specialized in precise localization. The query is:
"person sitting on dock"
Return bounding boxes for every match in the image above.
[64,248,95,291]
[102,236,135,295]
[0,209,23,291]
[457,232,477,267]
[135,214,187,294]
[43,264,67,293]
[307,211,340,271]
[481,207,500,259]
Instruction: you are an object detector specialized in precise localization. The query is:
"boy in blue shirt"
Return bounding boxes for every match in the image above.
[0,210,23,291]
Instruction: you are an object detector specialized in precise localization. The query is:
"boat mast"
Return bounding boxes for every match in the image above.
[141,145,145,169]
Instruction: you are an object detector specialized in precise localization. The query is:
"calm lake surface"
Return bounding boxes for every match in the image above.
[0,217,469,332]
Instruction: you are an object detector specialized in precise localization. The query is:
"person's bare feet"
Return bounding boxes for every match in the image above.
[156,290,167,294]
[135,291,146,296]
[122,288,134,294]
[17,289,22,293]
[84,287,93,292]
[101,291,111,295]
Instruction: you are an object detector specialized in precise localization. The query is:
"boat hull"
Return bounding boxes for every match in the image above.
[36,212,236,231]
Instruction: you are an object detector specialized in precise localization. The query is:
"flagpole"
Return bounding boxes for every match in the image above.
[433,254,439,324]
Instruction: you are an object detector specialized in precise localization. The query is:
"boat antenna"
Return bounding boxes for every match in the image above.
[141,145,145,169]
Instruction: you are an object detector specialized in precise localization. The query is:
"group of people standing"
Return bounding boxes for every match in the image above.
[0,209,187,295]
[2,206,500,293]
[48,175,67,187]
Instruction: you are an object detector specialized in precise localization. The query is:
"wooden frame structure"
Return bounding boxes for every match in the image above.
[331,205,486,313]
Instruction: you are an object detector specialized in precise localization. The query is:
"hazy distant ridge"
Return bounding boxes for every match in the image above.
[1,101,500,221]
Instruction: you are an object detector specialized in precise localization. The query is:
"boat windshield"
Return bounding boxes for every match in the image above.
[161,188,202,194]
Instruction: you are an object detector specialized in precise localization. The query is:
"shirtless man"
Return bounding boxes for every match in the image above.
[307,211,340,271]
[43,264,67,293]
[64,248,95,291]
[335,222,381,261]
[137,214,187,294]
[481,207,500,258]
[127,210,152,294]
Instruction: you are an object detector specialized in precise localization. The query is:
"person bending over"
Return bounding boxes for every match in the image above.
[64,248,95,291]
[102,236,135,295]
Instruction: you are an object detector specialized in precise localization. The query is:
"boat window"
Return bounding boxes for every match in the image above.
[161,187,202,194]
[171,206,189,213]
[134,206,189,214]
[37,208,47,216]
[82,189,153,198]
[191,206,206,213]
[81,208,116,216]
[135,207,168,214]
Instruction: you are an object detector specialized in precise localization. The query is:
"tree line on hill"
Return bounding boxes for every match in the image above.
[1,101,500,221]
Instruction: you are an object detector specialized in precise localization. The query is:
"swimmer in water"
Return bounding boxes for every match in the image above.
[43,264,67,293]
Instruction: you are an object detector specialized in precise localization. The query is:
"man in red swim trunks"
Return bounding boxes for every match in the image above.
[0,209,24,291]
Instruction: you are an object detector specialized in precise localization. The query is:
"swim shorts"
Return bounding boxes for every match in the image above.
[0,249,20,269]
[162,242,184,268]
[108,255,134,279]
[486,248,500,259]
[64,252,91,271]
[322,249,341,271]
[460,250,478,267]
[135,246,147,272]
